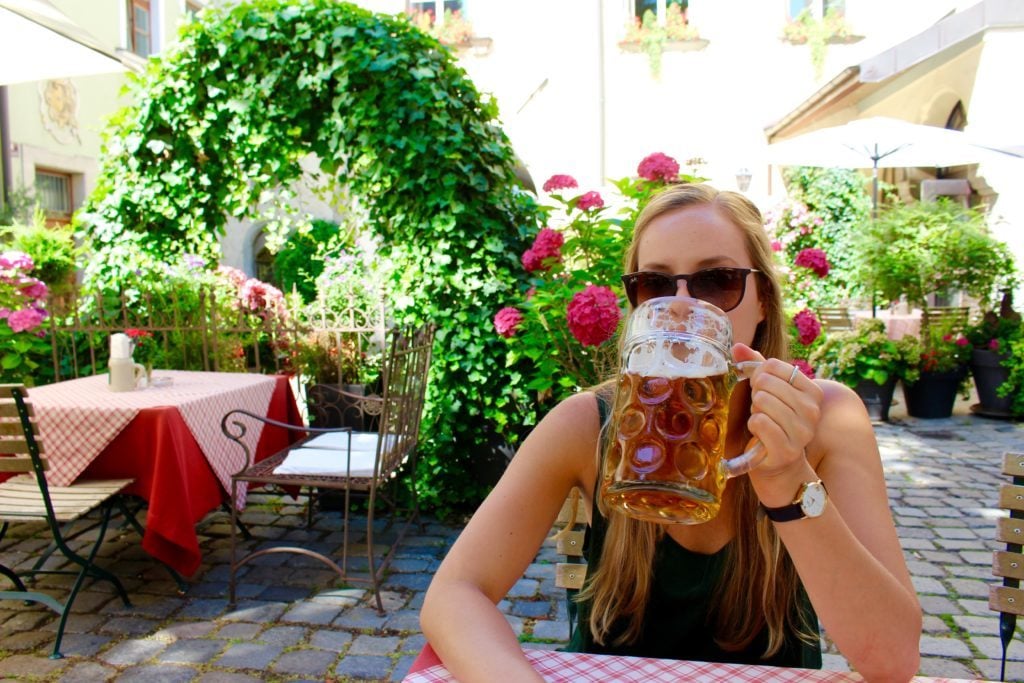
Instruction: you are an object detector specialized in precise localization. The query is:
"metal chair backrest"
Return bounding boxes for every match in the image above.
[921,306,970,340]
[816,306,854,332]
[990,451,1024,681]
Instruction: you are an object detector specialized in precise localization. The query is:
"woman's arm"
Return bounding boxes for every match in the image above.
[420,391,600,682]
[741,353,921,681]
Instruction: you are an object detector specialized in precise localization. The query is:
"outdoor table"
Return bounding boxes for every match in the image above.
[403,644,993,682]
[21,370,303,576]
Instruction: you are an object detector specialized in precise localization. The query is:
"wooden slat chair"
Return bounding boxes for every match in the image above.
[552,487,588,640]
[816,306,854,332]
[989,451,1024,681]
[921,306,970,340]
[0,384,134,659]
[222,324,435,614]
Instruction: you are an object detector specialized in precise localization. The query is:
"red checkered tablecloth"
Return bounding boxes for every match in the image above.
[28,371,276,506]
[403,648,990,683]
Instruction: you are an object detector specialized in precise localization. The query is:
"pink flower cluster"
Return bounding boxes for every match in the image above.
[0,251,49,334]
[637,152,680,182]
[522,227,565,273]
[217,265,248,289]
[793,358,816,379]
[240,278,286,317]
[576,191,604,212]
[794,247,830,278]
[542,174,578,193]
[493,306,524,338]
[792,308,821,346]
[566,285,621,347]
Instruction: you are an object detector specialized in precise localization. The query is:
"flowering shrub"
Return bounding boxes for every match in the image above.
[792,308,822,347]
[794,247,830,278]
[808,318,920,387]
[0,250,52,382]
[493,153,702,401]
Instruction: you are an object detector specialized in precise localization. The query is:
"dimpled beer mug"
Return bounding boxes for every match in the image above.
[601,296,765,524]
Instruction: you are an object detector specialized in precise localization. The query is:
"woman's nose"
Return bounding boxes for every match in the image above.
[675,279,690,298]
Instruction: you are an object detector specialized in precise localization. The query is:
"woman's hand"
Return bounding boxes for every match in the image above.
[732,344,824,497]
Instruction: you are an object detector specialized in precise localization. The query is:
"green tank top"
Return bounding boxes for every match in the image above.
[566,393,822,668]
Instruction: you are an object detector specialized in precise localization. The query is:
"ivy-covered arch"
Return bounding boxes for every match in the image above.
[79,0,539,512]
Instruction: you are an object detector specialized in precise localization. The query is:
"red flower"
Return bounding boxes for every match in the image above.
[576,191,604,211]
[125,328,153,340]
[637,152,680,182]
[989,339,1001,351]
[771,240,783,252]
[794,248,830,278]
[542,174,578,193]
[792,308,822,346]
[566,285,621,347]
[522,227,565,273]
[493,307,524,338]
[793,358,816,379]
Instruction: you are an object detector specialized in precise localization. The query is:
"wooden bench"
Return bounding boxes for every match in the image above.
[221,324,435,614]
[989,451,1024,680]
[552,487,589,640]
[816,306,854,332]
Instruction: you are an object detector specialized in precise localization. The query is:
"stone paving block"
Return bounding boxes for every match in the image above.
[333,654,394,680]
[4,609,52,631]
[257,584,312,602]
[310,587,365,607]
[57,661,117,682]
[153,621,218,642]
[280,600,343,624]
[386,572,433,590]
[214,642,284,670]
[918,550,962,564]
[507,578,540,598]
[350,634,402,656]
[952,614,999,635]
[271,648,338,677]
[905,560,945,577]
[402,633,428,654]
[971,635,1024,660]
[116,664,198,682]
[512,599,554,618]
[59,633,113,657]
[820,654,850,672]
[532,619,570,641]
[309,629,353,651]
[0,653,67,678]
[391,654,417,682]
[901,537,936,549]
[948,564,997,580]
[912,576,947,594]
[947,578,990,599]
[2,629,55,651]
[258,625,306,646]
[100,638,168,666]
[156,639,227,664]
[960,551,996,565]
[956,598,991,615]
[977,658,1024,682]
[221,600,287,622]
[99,616,160,636]
[385,608,423,632]
[195,673,265,683]
[916,657,980,679]
[919,595,962,615]
[333,606,388,629]
[214,622,262,640]
[919,635,973,658]
[922,615,950,633]
[177,599,229,620]
[935,527,980,539]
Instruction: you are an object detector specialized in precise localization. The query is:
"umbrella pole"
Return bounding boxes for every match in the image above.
[0,85,10,213]
[871,160,879,317]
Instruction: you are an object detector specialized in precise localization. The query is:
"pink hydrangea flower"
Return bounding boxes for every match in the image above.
[955,336,969,347]
[566,285,621,347]
[493,307,524,338]
[20,280,48,301]
[0,251,34,273]
[989,339,1001,351]
[7,307,47,333]
[542,174,578,193]
[522,227,565,272]
[217,265,249,288]
[637,152,680,182]
[792,308,821,346]
[576,191,604,211]
[794,248,830,278]
[793,358,816,379]
[770,240,782,252]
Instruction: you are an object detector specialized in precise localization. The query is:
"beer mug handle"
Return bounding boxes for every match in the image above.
[734,360,762,380]
[721,441,766,478]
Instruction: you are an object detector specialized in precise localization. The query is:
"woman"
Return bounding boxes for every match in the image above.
[421,184,921,682]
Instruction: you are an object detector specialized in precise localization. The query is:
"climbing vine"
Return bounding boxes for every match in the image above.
[78,0,540,514]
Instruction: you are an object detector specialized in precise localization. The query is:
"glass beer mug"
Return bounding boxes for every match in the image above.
[601,296,765,524]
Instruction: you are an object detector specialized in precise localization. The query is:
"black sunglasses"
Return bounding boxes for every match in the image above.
[621,267,760,311]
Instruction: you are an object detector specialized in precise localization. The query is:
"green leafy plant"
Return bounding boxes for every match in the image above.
[73,0,541,517]
[852,199,1018,310]
[808,318,920,387]
[621,4,700,79]
[964,293,1024,416]
[272,219,341,303]
[781,8,856,79]
[1,208,81,295]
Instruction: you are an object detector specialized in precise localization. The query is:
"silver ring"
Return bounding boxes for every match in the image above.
[788,365,801,385]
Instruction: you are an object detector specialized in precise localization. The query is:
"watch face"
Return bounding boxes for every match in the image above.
[800,482,827,517]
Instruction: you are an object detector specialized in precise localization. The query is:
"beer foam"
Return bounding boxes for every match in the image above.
[625,340,729,378]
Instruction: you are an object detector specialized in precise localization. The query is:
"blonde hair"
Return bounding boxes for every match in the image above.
[581,184,814,656]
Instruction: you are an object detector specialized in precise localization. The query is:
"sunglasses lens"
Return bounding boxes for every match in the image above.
[627,273,675,306]
[690,269,746,311]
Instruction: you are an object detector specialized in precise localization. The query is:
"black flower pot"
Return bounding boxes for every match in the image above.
[853,378,897,422]
[902,368,967,419]
[970,349,1013,417]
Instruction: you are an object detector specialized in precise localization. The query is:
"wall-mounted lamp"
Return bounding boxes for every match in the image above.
[736,167,752,192]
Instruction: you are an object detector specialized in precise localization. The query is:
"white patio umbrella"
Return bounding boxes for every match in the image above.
[0,0,126,86]
[0,0,128,210]
[765,117,1024,213]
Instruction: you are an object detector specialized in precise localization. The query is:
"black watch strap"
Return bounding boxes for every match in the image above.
[761,501,806,522]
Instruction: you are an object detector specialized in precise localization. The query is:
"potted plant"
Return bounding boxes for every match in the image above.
[964,291,1023,417]
[900,323,973,419]
[852,198,1017,312]
[807,318,919,421]
[619,4,707,78]
[293,330,383,431]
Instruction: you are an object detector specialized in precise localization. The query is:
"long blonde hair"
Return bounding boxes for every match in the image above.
[581,184,814,656]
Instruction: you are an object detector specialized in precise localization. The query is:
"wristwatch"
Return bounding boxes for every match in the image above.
[761,480,828,522]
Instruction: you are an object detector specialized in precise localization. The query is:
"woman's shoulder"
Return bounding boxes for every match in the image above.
[807,378,878,467]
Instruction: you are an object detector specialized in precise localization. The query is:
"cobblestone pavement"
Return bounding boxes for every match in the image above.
[0,393,1023,682]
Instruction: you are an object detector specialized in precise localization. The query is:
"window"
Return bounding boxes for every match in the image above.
[787,0,844,20]
[128,0,152,57]
[635,0,688,23]
[35,169,73,224]
[408,0,463,25]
